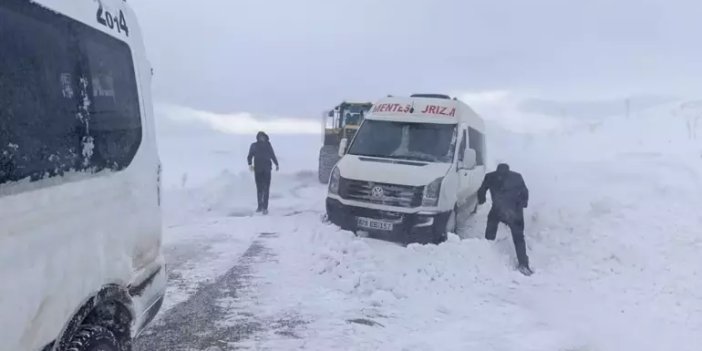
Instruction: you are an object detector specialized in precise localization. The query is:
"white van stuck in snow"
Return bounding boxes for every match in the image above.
[0,1,165,350]
[326,94,487,244]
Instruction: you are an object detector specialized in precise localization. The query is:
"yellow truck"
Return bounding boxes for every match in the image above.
[319,102,373,183]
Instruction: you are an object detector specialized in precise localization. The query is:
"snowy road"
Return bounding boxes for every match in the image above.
[140,111,702,350]
[134,232,292,351]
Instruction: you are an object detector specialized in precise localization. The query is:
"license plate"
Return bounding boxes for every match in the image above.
[357,217,394,231]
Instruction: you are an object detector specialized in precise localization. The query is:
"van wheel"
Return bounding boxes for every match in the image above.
[431,210,453,244]
[66,325,120,351]
[433,228,448,245]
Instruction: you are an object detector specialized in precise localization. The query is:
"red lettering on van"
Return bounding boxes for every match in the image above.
[421,105,456,117]
[372,103,413,114]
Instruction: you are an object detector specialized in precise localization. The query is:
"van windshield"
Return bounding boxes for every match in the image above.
[348,120,457,163]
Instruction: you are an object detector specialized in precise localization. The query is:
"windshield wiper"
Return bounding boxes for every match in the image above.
[351,152,437,162]
[392,152,438,162]
[350,152,391,159]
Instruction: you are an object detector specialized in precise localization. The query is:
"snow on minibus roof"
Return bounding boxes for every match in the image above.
[366,96,485,130]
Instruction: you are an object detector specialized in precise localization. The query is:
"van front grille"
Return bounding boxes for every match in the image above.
[339,178,423,208]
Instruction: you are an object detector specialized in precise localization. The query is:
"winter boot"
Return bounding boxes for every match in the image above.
[517,265,534,276]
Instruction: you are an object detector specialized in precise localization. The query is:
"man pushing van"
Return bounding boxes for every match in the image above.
[478,163,533,276]
[247,131,279,215]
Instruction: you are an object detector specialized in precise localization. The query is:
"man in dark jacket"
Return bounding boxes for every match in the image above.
[478,163,532,276]
[247,131,279,214]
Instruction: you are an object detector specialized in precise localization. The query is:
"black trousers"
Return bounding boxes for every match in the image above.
[485,207,529,267]
[254,170,271,210]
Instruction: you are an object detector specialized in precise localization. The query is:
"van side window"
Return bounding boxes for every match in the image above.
[468,127,485,166]
[0,2,142,189]
[79,28,142,173]
[458,130,467,162]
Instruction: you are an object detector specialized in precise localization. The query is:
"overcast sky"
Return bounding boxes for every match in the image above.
[131,0,702,119]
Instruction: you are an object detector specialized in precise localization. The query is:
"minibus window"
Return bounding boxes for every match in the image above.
[468,127,485,166]
[79,29,142,172]
[0,2,141,189]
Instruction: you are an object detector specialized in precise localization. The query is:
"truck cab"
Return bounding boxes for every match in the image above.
[326,94,487,244]
[318,102,373,183]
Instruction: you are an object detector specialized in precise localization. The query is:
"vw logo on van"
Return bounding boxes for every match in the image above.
[370,185,385,199]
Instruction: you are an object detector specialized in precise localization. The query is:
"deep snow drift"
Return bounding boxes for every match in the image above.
[155,104,702,350]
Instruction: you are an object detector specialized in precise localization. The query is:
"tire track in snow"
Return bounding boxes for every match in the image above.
[134,232,306,351]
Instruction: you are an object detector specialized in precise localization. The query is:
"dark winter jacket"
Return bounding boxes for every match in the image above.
[478,164,529,216]
[247,132,279,172]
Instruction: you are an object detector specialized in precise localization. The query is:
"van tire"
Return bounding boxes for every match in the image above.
[433,228,448,245]
[66,325,121,351]
[431,211,452,244]
[318,145,340,184]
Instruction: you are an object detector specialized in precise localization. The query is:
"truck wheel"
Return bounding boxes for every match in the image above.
[66,325,121,351]
[318,145,340,184]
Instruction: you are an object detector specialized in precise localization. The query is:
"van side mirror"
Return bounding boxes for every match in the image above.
[339,138,348,157]
[461,149,477,170]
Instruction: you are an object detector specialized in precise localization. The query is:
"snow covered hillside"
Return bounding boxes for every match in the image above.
[147,105,702,350]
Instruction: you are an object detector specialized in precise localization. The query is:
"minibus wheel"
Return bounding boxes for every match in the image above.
[66,325,120,351]
[432,210,453,244]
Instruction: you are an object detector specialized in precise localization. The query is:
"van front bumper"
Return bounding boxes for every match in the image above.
[326,198,451,244]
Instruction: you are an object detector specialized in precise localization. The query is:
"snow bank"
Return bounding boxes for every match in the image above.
[158,132,319,189]
[232,212,574,350]
[495,105,702,350]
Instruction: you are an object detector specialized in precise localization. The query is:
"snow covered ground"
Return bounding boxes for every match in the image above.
[145,105,702,350]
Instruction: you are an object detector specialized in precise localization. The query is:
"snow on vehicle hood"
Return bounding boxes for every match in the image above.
[336,155,451,186]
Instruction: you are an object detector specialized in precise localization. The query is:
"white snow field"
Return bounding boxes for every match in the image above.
[154,104,701,350]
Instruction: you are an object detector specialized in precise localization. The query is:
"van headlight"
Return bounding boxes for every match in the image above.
[422,177,443,207]
[329,167,341,194]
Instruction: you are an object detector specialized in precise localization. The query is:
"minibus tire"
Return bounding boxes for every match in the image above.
[66,325,120,351]
[433,229,448,245]
[432,212,451,244]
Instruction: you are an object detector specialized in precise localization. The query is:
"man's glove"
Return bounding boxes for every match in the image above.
[249,164,254,172]
[478,196,486,205]
[276,165,280,172]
